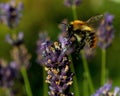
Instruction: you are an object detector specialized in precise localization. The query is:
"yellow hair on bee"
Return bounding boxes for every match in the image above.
[70,20,92,31]
[70,20,85,30]
[70,20,85,25]
[81,25,92,31]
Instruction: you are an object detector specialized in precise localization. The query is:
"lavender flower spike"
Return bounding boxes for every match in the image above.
[97,13,114,49]
[6,32,31,70]
[92,82,120,96]
[6,32,24,46]
[37,32,74,96]
[0,59,17,88]
[0,0,23,28]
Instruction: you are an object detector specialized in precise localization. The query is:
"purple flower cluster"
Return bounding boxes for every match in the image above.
[6,32,24,46]
[37,33,74,96]
[0,59,17,88]
[0,0,23,28]
[64,0,81,7]
[6,32,31,70]
[97,13,114,49]
[92,82,120,96]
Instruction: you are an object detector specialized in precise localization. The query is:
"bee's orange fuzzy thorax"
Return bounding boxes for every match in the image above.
[70,20,86,31]
[70,20,85,25]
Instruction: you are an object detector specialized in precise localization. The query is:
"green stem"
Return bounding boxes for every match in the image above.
[20,66,32,96]
[72,5,78,20]
[83,73,89,96]
[70,56,80,96]
[101,49,106,85]
[81,51,94,94]
[71,4,80,96]
[43,68,48,96]
[10,29,16,35]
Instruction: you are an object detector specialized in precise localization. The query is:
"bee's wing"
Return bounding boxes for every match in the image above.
[86,14,104,30]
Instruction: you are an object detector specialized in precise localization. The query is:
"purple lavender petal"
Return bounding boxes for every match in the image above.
[92,82,120,96]
[97,13,114,49]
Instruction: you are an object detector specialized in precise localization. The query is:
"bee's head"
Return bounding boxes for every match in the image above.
[67,24,73,32]
[60,23,73,33]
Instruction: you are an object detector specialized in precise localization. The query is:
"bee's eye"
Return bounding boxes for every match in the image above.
[68,25,73,31]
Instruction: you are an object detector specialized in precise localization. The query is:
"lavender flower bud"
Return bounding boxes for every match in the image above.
[6,32,24,46]
[0,59,17,88]
[92,82,120,96]
[113,87,120,96]
[64,0,81,7]
[36,32,52,65]
[10,45,31,69]
[0,0,23,28]
[97,13,114,49]
[6,32,31,69]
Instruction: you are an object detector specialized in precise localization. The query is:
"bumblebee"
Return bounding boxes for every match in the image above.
[66,15,103,51]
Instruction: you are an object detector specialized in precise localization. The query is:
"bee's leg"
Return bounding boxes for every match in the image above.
[67,25,74,37]
[79,31,86,49]
[73,41,85,60]
[72,32,86,59]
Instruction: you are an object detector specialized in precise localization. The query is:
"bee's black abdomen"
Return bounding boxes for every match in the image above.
[86,32,96,48]
[89,33,95,36]
[74,29,82,34]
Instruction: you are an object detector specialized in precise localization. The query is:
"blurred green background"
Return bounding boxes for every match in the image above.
[0,0,120,96]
